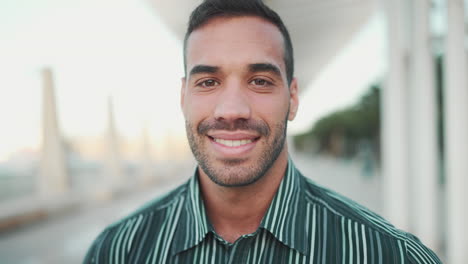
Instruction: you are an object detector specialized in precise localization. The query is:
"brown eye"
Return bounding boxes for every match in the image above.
[254,79,266,85]
[250,78,271,86]
[201,79,218,87]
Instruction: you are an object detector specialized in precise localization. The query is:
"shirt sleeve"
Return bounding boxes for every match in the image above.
[405,232,443,264]
[82,228,110,264]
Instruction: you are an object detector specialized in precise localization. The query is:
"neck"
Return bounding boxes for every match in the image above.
[198,148,289,243]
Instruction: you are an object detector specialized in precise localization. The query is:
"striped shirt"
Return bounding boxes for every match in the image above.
[84,160,441,263]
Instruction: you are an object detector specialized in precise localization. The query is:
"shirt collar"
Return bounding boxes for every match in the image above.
[260,158,308,255]
[171,158,308,256]
[171,170,211,255]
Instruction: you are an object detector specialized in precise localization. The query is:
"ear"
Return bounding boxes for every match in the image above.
[180,77,187,116]
[288,77,299,121]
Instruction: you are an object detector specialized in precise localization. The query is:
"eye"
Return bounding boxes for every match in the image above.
[197,79,219,88]
[249,78,272,86]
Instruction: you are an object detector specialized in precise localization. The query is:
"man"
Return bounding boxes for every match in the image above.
[84,0,441,263]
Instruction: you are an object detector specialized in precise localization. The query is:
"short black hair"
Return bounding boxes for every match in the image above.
[183,0,294,85]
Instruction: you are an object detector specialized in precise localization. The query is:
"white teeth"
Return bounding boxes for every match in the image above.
[214,138,253,147]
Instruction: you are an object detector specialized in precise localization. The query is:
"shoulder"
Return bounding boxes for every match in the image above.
[300,172,395,234]
[404,232,442,263]
[83,182,188,264]
[297,170,442,263]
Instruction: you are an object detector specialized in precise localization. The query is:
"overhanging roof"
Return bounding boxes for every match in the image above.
[147,0,375,92]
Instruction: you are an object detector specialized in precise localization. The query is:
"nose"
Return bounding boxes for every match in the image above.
[213,80,251,122]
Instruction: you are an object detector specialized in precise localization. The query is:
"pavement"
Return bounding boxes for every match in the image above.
[0,177,189,264]
[0,155,382,264]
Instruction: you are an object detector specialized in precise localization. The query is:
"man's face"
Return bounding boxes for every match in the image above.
[181,16,298,187]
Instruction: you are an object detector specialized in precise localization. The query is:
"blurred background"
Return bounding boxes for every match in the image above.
[0,0,466,263]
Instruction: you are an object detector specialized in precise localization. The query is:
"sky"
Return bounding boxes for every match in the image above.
[0,0,391,162]
[0,0,186,161]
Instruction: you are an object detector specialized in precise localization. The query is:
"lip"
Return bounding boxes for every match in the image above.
[207,131,259,140]
[207,132,260,158]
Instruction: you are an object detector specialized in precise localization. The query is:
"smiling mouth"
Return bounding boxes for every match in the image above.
[208,136,260,147]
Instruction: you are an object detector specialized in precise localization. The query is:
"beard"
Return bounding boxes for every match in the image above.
[185,114,288,187]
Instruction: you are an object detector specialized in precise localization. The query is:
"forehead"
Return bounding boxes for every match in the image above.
[185,16,286,74]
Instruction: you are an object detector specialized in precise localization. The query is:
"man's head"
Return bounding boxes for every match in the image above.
[181,0,299,187]
[183,0,294,85]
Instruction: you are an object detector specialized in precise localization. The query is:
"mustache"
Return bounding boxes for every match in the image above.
[198,119,270,136]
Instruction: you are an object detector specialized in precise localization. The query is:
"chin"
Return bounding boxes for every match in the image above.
[200,157,268,187]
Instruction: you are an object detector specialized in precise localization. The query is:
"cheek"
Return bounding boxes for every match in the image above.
[183,94,215,122]
[250,93,290,120]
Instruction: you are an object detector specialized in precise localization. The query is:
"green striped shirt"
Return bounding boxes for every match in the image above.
[84,160,441,263]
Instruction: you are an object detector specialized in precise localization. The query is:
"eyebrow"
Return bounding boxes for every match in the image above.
[249,63,281,77]
[188,63,282,78]
[189,65,220,76]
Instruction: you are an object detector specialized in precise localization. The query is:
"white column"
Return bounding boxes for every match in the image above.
[105,96,123,192]
[445,1,468,263]
[39,68,68,197]
[382,0,410,230]
[408,0,439,248]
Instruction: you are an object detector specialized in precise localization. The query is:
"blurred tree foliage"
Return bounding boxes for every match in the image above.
[293,84,381,159]
[294,55,445,166]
